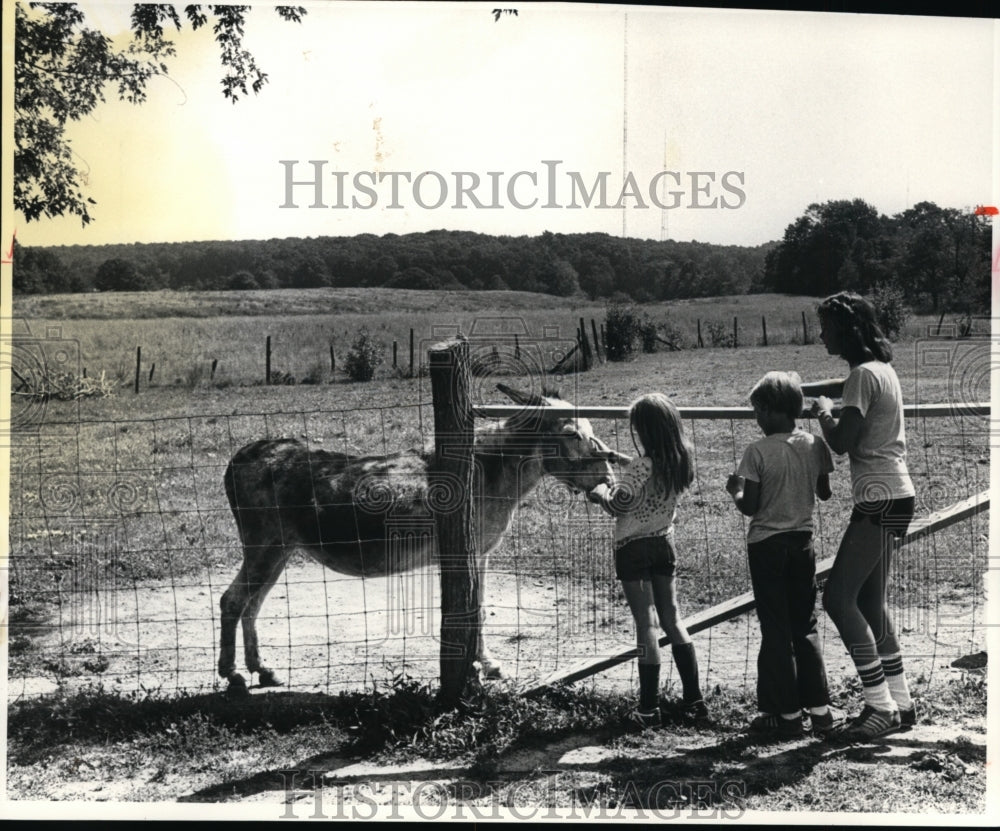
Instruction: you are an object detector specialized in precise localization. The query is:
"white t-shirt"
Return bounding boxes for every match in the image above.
[737,429,834,545]
[609,456,679,546]
[841,360,915,503]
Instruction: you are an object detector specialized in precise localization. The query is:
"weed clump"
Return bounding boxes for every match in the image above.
[344,327,386,382]
[604,302,643,362]
[869,281,911,341]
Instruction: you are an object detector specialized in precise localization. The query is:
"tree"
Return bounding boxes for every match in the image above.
[227,270,259,291]
[12,241,74,293]
[548,259,582,297]
[15,3,306,225]
[763,199,883,296]
[896,202,990,313]
[95,257,144,291]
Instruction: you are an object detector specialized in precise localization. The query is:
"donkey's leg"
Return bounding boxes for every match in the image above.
[240,544,293,687]
[476,553,504,679]
[219,561,253,689]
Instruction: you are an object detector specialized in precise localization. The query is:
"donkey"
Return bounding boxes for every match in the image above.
[218,383,623,691]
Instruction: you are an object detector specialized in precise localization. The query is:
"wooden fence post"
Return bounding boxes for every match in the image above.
[149,363,156,383]
[330,345,336,373]
[428,338,480,707]
[266,335,272,385]
[393,341,398,369]
[801,311,808,344]
[410,329,415,376]
[697,319,704,348]
[578,318,592,370]
[733,317,738,349]
[134,347,141,394]
[761,315,768,346]
[591,318,603,363]
[211,358,218,381]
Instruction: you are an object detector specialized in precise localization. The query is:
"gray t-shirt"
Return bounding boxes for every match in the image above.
[737,429,834,544]
[841,360,915,503]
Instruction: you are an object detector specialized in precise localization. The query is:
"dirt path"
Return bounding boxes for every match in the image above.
[176,720,986,815]
[10,558,986,704]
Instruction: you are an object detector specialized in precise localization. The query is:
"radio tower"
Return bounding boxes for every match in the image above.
[661,132,669,241]
[622,12,628,239]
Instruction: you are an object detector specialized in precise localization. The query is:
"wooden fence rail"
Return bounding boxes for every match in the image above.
[522,489,990,697]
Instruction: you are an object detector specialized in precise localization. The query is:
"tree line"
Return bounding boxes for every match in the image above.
[13,199,990,312]
[13,230,770,301]
[763,199,991,313]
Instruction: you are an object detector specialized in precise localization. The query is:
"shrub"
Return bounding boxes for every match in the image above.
[28,370,117,400]
[705,320,735,348]
[269,370,296,386]
[344,327,385,382]
[604,302,643,362]
[869,282,910,341]
[640,314,659,354]
[955,313,975,338]
[639,313,685,354]
[299,361,327,385]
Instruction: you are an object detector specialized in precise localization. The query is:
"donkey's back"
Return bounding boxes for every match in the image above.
[225,437,437,577]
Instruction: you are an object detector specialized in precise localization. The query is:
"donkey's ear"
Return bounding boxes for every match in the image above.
[497,383,546,407]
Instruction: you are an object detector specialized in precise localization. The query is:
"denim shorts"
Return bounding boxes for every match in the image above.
[850,495,915,540]
[614,535,676,581]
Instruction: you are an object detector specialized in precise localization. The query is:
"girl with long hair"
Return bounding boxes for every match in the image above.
[588,393,707,728]
[803,292,916,740]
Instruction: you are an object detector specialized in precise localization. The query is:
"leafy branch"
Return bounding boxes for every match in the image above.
[14,2,307,225]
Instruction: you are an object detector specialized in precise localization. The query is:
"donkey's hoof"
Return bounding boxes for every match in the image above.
[256,668,284,688]
[225,673,250,699]
[480,661,505,681]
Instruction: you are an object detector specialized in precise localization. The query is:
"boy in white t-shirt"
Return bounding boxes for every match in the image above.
[727,371,840,739]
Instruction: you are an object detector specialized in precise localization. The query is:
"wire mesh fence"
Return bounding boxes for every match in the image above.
[6,399,990,700]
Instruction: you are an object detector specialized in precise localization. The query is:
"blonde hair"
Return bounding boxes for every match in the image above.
[750,371,804,420]
[629,393,694,495]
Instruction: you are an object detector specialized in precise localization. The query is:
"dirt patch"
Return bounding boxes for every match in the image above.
[9,557,985,706]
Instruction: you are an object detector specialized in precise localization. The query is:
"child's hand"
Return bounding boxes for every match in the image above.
[586,483,609,504]
[725,473,743,496]
[810,396,834,417]
[586,483,614,516]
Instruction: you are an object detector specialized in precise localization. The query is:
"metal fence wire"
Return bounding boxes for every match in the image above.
[6,401,990,700]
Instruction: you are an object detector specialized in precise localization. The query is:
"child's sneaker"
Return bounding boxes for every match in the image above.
[747,713,803,739]
[627,708,662,730]
[838,705,901,742]
[807,707,845,737]
[898,703,917,730]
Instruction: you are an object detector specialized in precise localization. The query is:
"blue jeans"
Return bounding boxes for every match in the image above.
[748,531,830,714]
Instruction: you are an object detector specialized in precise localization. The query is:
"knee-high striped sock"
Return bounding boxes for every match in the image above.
[857,659,896,712]
[880,653,912,709]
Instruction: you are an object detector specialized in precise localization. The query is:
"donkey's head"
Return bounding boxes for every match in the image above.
[497,383,626,493]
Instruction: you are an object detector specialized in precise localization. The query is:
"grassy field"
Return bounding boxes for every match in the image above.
[6,288,991,813]
[12,289,967,390]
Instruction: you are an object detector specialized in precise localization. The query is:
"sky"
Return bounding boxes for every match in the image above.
[6,2,999,249]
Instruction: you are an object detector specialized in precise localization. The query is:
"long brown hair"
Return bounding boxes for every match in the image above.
[629,393,695,495]
[817,292,893,365]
